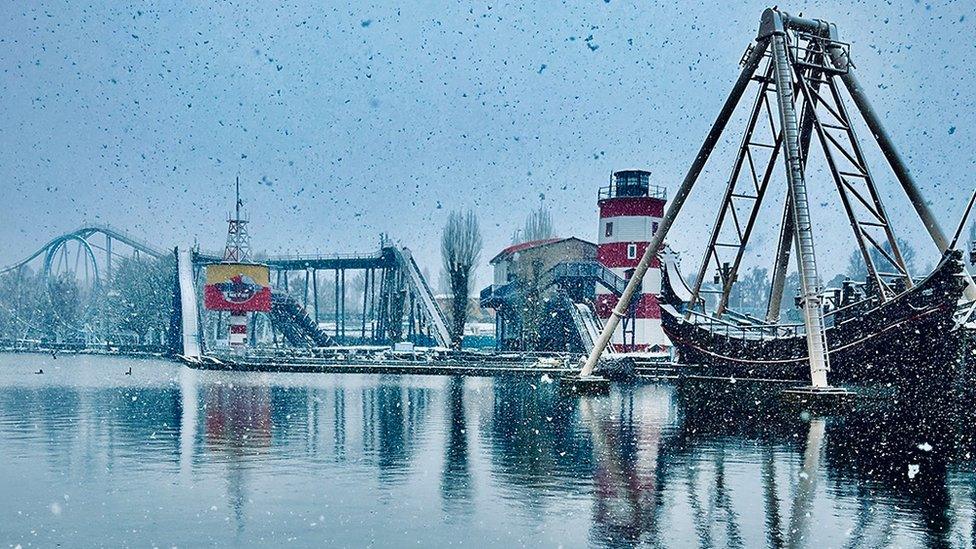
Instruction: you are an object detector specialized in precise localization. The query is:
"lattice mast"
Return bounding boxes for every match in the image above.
[223,175,251,263]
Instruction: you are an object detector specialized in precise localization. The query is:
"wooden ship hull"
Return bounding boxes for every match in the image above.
[660,252,969,384]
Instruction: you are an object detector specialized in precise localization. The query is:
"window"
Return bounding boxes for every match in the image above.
[605,222,613,237]
[627,243,638,259]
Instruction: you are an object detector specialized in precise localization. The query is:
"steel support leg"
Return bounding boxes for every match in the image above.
[106,235,113,284]
[767,63,819,322]
[579,39,769,377]
[829,45,976,300]
[767,193,794,322]
[334,270,340,339]
[340,269,346,340]
[771,33,830,387]
[312,269,319,324]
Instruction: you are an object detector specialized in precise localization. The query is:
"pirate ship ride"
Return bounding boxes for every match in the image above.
[577,8,974,388]
[660,252,967,384]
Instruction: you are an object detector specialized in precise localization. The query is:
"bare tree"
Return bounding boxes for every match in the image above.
[512,204,554,244]
[441,210,483,348]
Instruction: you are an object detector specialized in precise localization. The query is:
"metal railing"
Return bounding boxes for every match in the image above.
[683,307,806,340]
[597,183,667,201]
[549,261,628,295]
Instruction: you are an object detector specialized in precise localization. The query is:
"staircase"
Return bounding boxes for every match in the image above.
[549,261,628,296]
[269,292,336,348]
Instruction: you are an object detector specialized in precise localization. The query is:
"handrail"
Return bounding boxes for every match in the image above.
[597,183,668,201]
[682,306,804,337]
[549,260,628,295]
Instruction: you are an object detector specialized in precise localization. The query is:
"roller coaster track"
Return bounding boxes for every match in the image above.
[0,224,168,276]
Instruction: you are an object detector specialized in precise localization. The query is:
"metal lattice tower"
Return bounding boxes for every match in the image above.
[580,8,971,385]
[223,176,251,263]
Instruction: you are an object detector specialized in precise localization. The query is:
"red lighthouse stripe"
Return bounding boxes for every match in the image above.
[598,197,664,218]
[597,242,661,268]
[594,293,661,319]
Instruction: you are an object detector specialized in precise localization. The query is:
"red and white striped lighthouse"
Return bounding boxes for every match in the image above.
[594,170,669,353]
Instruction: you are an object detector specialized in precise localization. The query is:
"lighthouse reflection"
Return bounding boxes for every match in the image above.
[173,372,976,547]
[580,388,666,547]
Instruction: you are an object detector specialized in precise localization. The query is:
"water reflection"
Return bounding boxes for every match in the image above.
[580,390,664,547]
[440,377,471,518]
[0,357,974,547]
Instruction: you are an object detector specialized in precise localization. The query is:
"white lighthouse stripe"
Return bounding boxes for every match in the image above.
[597,215,662,244]
[595,270,661,295]
[607,319,671,348]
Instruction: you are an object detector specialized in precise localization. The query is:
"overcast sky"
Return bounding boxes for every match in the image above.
[2,0,974,286]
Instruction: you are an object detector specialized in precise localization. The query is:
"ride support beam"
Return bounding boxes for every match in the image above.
[770,31,830,387]
[827,43,976,300]
[106,235,113,284]
[334,269,340,339]
[768,64,823,322]
[361,268,369,339]
[312,269,319,324]
[578,38,770,377]
[340,268,346,340]
[766,194,795,322]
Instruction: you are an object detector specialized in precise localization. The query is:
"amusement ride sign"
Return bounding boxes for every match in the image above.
[204,263,272,312]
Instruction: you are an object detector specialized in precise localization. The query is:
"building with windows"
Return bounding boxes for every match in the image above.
[480,237,596,351]
[480,169,671,354]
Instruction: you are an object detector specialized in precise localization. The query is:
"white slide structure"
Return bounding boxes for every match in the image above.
[393,247,453,347]
[563,295,614,357]
[177,248,202,359]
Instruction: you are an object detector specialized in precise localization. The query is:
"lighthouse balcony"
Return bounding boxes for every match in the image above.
[598,181,667,201]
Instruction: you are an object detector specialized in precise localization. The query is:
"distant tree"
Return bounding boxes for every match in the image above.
[109,256,175,344]
[512,205,554,244]
[0,267,46,340]
[846,238,918,281]
[441,210,482,349]
[729,266,769,315]
[781,271,803,322]
[438,268,452,296]
[43,273,83,342]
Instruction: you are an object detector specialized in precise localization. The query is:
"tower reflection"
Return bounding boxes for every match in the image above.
[440,377,471,517]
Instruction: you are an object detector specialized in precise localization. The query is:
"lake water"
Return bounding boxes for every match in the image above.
[1,354,974,547]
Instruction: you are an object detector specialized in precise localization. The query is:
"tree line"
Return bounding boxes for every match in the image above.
[0,256,175,346]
